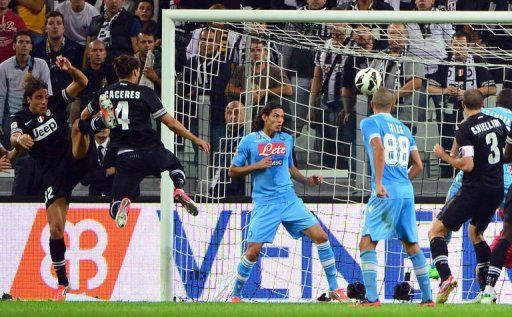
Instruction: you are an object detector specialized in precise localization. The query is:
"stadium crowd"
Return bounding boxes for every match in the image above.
[1,0,511,198]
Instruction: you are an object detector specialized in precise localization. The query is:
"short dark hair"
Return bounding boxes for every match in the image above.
[138,0,154,8]
[45,10,65,26]
[452,31,470,42]
[113,54,141,78]
[252,102,285,132]
[463,89,484,110]
[14,29,32,44]
[23,76,48,107]
[497,88,512,110]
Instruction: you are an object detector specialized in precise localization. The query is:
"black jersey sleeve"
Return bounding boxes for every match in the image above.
[86,89,104,114]
[144,87,168,120]
[49,89,73,110]
[455,123,474,157]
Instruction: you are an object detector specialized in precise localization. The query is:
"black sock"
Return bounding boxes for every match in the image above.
[474,241,491,291]
[430,237,451,281]
[170,169,186,189]
[78,118,107,135]
[49,238,68,286]
[487,239,511,287]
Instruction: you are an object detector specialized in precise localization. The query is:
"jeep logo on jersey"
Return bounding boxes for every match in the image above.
[33,118,57,141]
[258,142,286,156]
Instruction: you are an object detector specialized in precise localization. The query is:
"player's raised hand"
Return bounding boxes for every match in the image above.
[0,155,11,172]
[307,175,323,187]
[376,182,388,198]
[55,56,72,72]
[433,144,446,159]
[17,134,34,150]
[195,139,210,153]
[255,156,273,170]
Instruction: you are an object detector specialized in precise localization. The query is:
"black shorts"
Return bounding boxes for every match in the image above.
[438,186,503,232]
[39,150,87,208]
[111,146,183,201]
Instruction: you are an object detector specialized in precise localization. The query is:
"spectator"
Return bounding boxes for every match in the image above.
[0,0,26,63]
[81,128,116,196]
[0,29,51,196]
[373,23,424,127]
[135,30,161,95]
[309,22,353,168]
[123,0,138,13]
[184,27,232,153]
[225,39,292,108]
[427,31,496,177]
[55,0,100,55]
[71,39,116,121]
[16,0,46,41]
[210,100,246,197]
[229,22,281,66]
[33,11,82,92]
[135,0,158,37]
[435,0,490,11]
[87,0,142,64]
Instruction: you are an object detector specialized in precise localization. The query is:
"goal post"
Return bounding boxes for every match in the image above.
[161,9,512,302]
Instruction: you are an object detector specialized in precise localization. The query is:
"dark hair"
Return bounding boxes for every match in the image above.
[138,0,154,8]
[140,23,156,37]
[497,88,512,110]
[45,10,65,26]
[452,31,470,41]
[251,102,285,132]
[23,76,48,107]
[113,54,141,78]
[463,89,484,110]
[14,29,32,44]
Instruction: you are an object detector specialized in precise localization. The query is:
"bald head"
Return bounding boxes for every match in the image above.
[372,88,394,111]
[463,89,484,110]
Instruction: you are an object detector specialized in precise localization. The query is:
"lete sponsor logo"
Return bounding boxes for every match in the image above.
[10,207,140,300]
[258,142,286,157]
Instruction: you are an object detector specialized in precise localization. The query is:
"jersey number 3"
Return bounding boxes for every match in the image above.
[486,132,500,164]
[115,101,130,130]
[383,134,410,167]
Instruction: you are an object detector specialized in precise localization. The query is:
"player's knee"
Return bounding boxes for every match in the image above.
[402,242,419,255]
[428,220,446,240]
[245,251,260,262]
[312,231,329,244]
[49,221,65,239]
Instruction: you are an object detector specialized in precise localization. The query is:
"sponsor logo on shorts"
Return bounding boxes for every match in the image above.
[32,118,57,141]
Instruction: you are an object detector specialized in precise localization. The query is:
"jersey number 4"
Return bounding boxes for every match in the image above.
[383,134,410,167]
[486,132,500,164]
[115,101,130,130]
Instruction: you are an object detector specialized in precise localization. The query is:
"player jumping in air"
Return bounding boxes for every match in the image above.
[430,89,507,304]
[10,56,89,300]
[228,102,349,303]
[80,54,210,228]
[358,88,433,306]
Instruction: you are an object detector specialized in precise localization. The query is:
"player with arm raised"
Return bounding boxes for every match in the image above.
[228,102,349,303]
[80,54,210,228]
[430,89,507,304]
[358,88,433,306]
[9,56,89,300]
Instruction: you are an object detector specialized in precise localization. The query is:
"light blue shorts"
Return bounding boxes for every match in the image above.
[247,197,319,243]
[361,196,418,243]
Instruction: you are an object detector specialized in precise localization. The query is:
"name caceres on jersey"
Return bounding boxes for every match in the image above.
[10,90,72,166]
[88,81,167,150]
[456,112,507,189]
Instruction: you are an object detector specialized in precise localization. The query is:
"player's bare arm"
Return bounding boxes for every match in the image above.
[228,157,272,179]
[408,149,423,180]
[56,56,88,99]
[289,165,322,187]
[433,143,474,172]
[370,136,388,198]
[159,113,210,153]
[10,131,34,151]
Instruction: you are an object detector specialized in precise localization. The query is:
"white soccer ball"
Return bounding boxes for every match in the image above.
[355,67,382,96]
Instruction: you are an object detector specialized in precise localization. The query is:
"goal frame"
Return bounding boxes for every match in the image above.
[160,9,512,301]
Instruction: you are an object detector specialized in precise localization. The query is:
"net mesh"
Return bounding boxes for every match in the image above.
[171,19,512,302]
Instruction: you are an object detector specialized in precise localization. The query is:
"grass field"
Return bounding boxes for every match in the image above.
[1,302,512,317]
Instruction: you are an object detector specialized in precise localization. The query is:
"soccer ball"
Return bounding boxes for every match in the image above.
[355,67,382,96]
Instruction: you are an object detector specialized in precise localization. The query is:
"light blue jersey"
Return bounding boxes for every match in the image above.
[360,113,417,199]
[448,107,512,201]
[231,131,295,203]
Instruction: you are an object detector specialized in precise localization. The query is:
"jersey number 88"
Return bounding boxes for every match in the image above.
[383,134,410,167]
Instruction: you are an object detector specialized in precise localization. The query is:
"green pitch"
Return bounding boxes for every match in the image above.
[1,302,511,317]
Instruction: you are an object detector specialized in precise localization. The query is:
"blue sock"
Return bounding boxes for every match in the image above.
[316,241,338,291]
[232,256,256,297]
[360,250,378,302]
[410,251,433,302]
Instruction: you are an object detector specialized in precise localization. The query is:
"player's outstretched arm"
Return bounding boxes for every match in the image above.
[370,137,388,198]
[289,165,322,187]
[228,157,272,179]
[433,143,474,172]
[159,113,210,153]
[408,149,423,180]
[56,56,88,99]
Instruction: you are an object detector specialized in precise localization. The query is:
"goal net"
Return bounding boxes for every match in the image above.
[162,10,512,303]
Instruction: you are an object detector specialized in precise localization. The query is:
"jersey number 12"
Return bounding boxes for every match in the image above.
[115,101,130,130]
